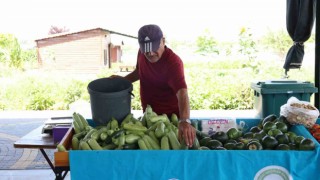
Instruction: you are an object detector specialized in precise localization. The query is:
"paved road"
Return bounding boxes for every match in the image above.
[0,117,54,170]
[0,110,74,170]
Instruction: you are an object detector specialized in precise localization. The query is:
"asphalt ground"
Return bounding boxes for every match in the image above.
[0,111,75,170]
[0,117,53,170]
[0,111,73,179]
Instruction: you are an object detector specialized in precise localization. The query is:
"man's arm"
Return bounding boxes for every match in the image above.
[176,88,190,121]
[124,68,139,82]
[176,88,195,147]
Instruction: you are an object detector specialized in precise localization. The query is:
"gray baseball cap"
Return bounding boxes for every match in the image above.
[138,24,163,53]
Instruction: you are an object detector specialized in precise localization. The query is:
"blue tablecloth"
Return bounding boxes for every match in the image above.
[69,118,320,180]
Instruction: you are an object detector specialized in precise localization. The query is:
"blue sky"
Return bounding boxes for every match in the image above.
[1,0,286,42]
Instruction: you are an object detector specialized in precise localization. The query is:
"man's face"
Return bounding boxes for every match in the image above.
[144,38,165,63]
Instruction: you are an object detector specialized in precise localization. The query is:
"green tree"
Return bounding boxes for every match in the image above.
[239,28,261,73]
[21,48,38,69]
[196,29,219,55]
[238,27,260,73]
[260,29,292,58]
[238,27,257,61]
[0,34,23,68]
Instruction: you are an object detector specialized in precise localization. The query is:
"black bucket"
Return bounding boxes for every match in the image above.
[87,77,133,126]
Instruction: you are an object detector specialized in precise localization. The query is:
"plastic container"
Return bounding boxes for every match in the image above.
[87,77,133,125]
[251,80,318,118]
[53,125,71,143]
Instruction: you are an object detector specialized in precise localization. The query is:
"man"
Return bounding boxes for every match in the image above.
[115,24,195,147]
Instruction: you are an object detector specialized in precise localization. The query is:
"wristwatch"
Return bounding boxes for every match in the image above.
[179,119,191,124]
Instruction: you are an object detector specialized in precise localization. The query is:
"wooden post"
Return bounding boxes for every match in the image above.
[315,0,320,108]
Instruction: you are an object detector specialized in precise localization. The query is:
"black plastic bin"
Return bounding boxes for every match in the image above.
[87,77,133,125]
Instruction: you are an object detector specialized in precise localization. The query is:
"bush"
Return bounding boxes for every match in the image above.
[260,29,292,58]
[0,56,314,111]
[0,71,90,110]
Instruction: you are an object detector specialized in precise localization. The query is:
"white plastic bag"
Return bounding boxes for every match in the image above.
[280,97,319,128]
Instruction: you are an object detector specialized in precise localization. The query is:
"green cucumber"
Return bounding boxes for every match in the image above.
[161,136,170,150]
[118,133,125,148]
[88,138,103,150]
[150,115,167,123]
[72,120,81,134]
[125,134,141,144]
[73,131,86,139]
[171,113,179,127]
[100,132,108,141]
[110,118,119,130]
[83,129,98,141]
[73,112,84,131]
[121,113,133,127]
[138,139,148,150]
[102,143,117,150]
[57,144,67,152]
[72,137,79,150]
[123,123,147,132]
[148,131,160,146]
[167,130,181,150]
[142,135,153,149]
[77,113,89,128]
[143,135,160,150]
[79,140,91,150]
[155,122,165,138]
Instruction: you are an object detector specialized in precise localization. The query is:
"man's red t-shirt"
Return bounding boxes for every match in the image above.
[137,46,187,117]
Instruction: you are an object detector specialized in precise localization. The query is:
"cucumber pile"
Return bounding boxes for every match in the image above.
[67,105,199,150]
[195,114,316,151]
[58,111,315,151]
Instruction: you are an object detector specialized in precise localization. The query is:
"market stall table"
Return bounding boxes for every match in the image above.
[13,125,69,180]
[67,118,320,179]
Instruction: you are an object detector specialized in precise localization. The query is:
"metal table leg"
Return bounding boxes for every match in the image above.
[39,148,68,180]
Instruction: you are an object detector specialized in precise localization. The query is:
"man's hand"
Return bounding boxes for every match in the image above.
[178,122,196,147]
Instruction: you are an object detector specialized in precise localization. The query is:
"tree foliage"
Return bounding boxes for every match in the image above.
[0,34,23,68]
[237,27,260,73]
[260,29,292,58]
[238,27,258,61]
[196,29,219,55]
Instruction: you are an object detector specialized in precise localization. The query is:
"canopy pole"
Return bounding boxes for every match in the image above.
[315,0,320,108]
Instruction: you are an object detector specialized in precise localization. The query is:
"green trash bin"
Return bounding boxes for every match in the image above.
[251,80,318,118]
